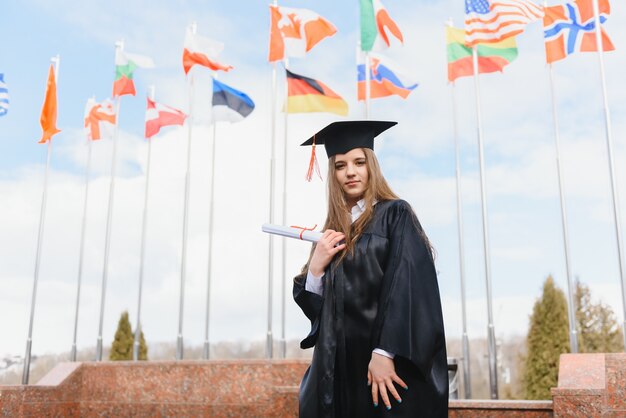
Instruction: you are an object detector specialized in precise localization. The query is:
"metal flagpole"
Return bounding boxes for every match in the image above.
[204,76,218,360]
[450,82,471,398]
[23,55,60,384]
[134,86,156,361]
[364,51,371,119]
[279,59,290,359]
[71,98,95,362]
[96,40,124,362]
[177,23,197,361]
[266,0,279,360]
[471,46,498,399]
[591,0,626,348]
[547,62,578,353]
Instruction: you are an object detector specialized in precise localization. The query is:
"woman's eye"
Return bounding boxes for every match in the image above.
[356,160,366,166]
[335,164,345,170]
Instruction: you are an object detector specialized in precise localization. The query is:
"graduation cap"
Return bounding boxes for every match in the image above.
[301,120,397,181]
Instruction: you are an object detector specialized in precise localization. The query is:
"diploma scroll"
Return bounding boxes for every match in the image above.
[262,223,323,243]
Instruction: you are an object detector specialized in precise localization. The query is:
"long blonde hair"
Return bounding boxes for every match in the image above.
[299,148,433,276]
[324,148,398,255]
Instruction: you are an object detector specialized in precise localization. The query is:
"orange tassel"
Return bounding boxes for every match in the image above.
[306,135,323,182]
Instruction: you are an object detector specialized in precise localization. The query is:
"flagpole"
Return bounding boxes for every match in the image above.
[365,51,371,119]
[279,58,290,359]
[266,0,279,360]
[177,23,197,361]
[546,61,578,352]
[591,0,626,347]
[71,99,95,362]
[133,86,156,362]
[471,46,498,399]
[450,82,471,398]
[203,77,218,360]
[22,55,60,384]
[96,40,124,362]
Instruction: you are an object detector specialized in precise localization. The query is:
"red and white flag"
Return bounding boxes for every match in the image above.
[145,98,187,138]
[84,98,116,140]
[182,28,233,75]
[268,6,337,62]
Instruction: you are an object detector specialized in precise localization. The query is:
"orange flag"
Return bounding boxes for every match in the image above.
[39,64,61,144]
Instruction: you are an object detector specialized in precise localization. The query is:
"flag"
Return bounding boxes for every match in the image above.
[84,98,116,140]
[543,0,614,63]
[285,70,348,116]
[0,74,8,117]
[183,28,233,75]
[447,26,518,82]
[357,53,417,100]
[113,50,155,97]
[145,98,187,138]
[360,0,403,51]
[465,0,544,46]
[268,6,337,62]
[39,65,61,144]
[212,78,255,123]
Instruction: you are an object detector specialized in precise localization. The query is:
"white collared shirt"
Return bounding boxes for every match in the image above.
[305,199,394,359]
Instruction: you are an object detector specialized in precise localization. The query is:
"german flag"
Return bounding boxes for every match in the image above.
[285,69,348,116]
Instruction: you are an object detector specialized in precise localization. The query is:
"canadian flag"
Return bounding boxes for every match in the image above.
[268,6,337,62]
[145,98,187,138]
[182,28,234,75]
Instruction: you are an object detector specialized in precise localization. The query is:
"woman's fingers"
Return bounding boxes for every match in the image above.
[385,377,402,404]
[378,382,392,410]
[371,381,379,407]
[367,370,372,386]
[392,374,408,391]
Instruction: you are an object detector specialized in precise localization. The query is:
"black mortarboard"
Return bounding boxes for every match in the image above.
[300,120,397,159]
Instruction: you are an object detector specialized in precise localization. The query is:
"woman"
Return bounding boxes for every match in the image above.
[294,121,448,418]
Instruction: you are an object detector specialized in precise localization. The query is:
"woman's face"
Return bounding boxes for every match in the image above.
[334,148,369,207]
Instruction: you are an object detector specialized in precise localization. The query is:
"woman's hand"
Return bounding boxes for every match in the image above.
[308,230,346,276]
[367,352,408,410]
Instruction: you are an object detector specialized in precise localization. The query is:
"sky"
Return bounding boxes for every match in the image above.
[1,0,626,365]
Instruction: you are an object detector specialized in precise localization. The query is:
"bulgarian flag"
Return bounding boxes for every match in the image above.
[145,98,187,138]
[84,98,116,140]
[113,50,155,97]
[183,27,233,75]
[360,0,404,51]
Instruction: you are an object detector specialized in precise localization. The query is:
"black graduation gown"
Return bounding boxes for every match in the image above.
[293,199,448,418]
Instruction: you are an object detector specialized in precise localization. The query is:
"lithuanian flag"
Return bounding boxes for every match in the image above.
[285,70,348,116]
[446,26,518,83]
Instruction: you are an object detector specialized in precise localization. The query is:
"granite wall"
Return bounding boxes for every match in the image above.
[0,354,624,417]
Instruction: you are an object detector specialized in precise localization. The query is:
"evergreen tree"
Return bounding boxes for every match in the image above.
[576,281,624,353]
[110,311,133,361]
[136,328,149,360]
[522,276,570,399]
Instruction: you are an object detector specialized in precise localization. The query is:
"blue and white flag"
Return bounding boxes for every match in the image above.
[0,74,8,117]
[211,78,255,123]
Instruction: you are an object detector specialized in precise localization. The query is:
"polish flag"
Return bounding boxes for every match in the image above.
[269,6,337,62]
[182,28,233,75]
[145,98,187,138]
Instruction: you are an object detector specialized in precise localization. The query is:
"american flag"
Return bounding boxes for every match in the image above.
[465,0,544,46]
[0,74,8,117]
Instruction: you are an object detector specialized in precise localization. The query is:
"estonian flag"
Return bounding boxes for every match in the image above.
[211,78,255,123]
